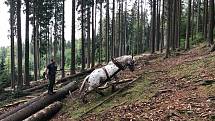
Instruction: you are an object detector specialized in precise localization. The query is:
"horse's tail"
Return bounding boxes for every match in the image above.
[79,75,90,93]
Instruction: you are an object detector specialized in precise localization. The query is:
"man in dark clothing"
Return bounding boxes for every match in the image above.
[45,59,57,95]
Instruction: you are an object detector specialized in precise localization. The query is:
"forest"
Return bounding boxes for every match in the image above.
[0,0,215,120]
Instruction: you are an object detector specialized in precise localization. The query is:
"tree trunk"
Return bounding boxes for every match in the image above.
[124,0,128,54]
[172,0,176,51]
[160,0,165,53]
[54,0,58,61]
[106,0,110,62]
[137,0,140,54]
[37,25,40,79]
[23,101,62,121]
[121,0,125,55]
[185,0,192,50]
[71,0,76,74]
[196,0,201,33]
[191,0,195,43]
[33,1,38,82]
[111,0,115,58]
[208,0,214,46]
[91,0,95,68]
[81,0,86,71]
[24,0,30,86]
[17,0,23,89]
[99,2,103,63]
[1,82,78,121]
[10,0,15,90]
[176,0,181,49]
[87,6,91,68]
[61,0,65,78]
[165,0,171,58]
[151,0,156,54]
[156,0,161,51]
[203,0,208,41]
[118,0,121,56]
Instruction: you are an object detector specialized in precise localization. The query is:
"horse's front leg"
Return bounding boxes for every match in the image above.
[111,75,119,92]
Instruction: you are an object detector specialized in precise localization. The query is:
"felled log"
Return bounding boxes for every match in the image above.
[23,68,94,93]
[1,81,78,121]
[0,94,45,120]
[23,101,62,121]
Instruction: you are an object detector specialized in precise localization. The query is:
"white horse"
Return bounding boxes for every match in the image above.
[79,55,135,103]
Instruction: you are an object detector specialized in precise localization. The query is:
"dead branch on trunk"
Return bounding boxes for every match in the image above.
[2,100,28,109]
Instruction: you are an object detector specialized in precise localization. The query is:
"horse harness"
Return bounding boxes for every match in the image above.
[102,58,125,83]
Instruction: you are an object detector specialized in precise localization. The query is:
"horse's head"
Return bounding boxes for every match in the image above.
[125,56,135,72]
[111,55,135,72]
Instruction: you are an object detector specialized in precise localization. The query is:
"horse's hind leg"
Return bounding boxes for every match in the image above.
[80,92,88,104]
[111,76,119,92]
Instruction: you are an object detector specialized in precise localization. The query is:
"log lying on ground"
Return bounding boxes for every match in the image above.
[0,69,93,120]
[23,101,62,121]
[2,81,78,121]
[0,93,46,120]
[23,68,94,93]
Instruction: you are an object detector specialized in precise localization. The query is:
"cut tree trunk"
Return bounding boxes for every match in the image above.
[0,94,45,120]
[1,81,78,121]
[23,101,62,121]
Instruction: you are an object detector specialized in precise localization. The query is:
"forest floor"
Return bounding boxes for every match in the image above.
[51,43,215,121]
[1,43,215,121]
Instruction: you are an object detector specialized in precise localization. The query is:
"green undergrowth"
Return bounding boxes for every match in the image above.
[63,76,157,120]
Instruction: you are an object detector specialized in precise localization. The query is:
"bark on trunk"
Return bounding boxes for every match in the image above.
[2,82,78,121]
[23,101,62,121]
[185,0,192,50]
[71,0,76,74]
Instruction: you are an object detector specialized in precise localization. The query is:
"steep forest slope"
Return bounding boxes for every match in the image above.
[52,43,215,121]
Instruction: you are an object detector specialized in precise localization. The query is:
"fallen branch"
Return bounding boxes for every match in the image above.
[23,101,62,121]
[1,81,78,121]
[200,80,215,86]
[98,79,133,90]
[80,76,142,118]
[2,100,28,108]
[152,89,173,98]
